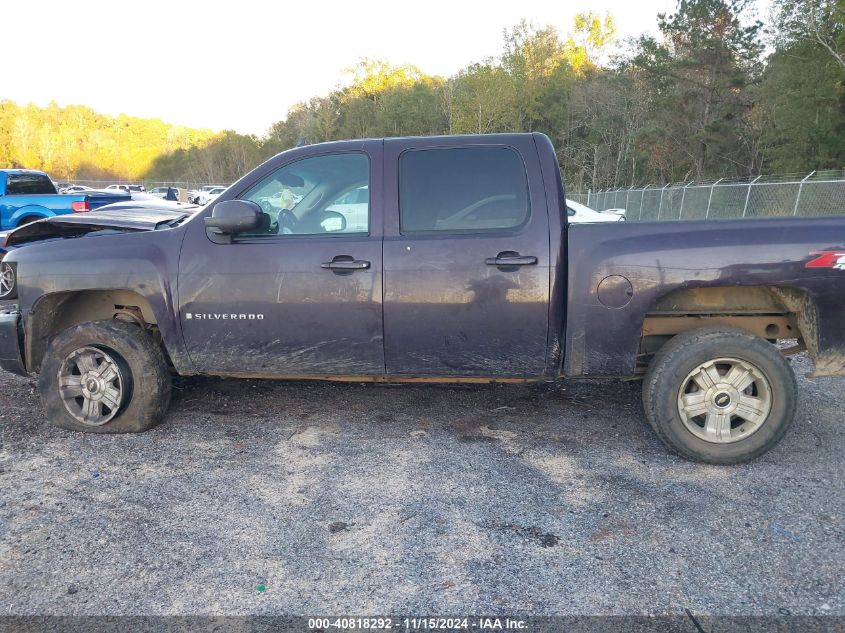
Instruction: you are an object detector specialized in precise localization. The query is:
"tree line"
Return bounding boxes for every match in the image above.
[2,0,843,192]
[0,101,218,181]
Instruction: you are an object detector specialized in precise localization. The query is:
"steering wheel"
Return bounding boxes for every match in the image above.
[277,209,298,234]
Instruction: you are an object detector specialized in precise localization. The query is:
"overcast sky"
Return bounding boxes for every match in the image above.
[4,0,766,136]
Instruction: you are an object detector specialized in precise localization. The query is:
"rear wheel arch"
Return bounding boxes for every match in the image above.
[639,285,818,368]
[16,215,43,227]
[11,206,52,226]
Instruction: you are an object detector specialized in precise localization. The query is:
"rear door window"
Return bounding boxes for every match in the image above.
[399,147,529,233]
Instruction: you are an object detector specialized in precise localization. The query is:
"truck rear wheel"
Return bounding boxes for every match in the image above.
[642,326,797,464]
[39,320,171,433]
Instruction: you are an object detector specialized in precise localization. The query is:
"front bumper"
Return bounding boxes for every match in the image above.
[0,309,27,376]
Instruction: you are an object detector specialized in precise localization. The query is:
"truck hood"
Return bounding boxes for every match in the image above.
[4,206,192,247]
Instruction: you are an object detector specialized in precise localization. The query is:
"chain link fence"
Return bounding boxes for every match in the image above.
[568,170,845,221]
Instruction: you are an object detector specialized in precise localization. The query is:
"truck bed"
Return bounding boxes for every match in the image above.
[564,216,845,377]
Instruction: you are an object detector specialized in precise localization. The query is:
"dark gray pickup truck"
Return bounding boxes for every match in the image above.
[1,133,844,463]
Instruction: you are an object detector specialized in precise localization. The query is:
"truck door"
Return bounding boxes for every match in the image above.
[382,136,551,377]
[179,144,384,376]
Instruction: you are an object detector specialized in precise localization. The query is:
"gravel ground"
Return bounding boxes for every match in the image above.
[0,352,842,619]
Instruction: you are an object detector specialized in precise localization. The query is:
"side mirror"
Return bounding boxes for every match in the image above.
[320,210,347,233]
[204,200,263,238]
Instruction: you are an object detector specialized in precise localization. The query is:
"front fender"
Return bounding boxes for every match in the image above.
[9,227,193,374]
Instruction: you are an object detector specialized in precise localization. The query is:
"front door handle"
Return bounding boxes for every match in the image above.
[321,255,371,271]
[485,252,538,266]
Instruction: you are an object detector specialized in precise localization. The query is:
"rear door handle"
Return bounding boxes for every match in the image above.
[485,253,538,266]
[321,256,370,271]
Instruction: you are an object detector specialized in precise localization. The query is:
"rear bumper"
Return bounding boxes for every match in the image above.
[0,310,27,376]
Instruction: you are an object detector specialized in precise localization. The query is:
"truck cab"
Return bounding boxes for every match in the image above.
[181,135,555,378]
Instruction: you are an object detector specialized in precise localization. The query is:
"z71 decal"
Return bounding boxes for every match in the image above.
[806,251,845,270]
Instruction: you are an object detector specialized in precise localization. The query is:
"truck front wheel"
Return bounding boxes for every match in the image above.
[39,320,171,433]
[642,326,797,464]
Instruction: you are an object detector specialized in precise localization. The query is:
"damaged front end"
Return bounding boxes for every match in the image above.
[3,206,192,248]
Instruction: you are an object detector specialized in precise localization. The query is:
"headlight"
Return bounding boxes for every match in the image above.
[0,261,17,300]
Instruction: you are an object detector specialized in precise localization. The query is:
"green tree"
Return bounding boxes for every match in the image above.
[756,40,845,170]
[450,62,519,134]
[634,0,764,179]
[771,0,845,69]
[565,12,618,74]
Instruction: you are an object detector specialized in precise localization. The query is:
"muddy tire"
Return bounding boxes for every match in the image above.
[642,326,797,464]
[39,320,171,433]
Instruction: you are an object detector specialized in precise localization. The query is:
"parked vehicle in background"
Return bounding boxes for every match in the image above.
[106,184,145,193]
[149,187,170,198]
[190,185,226,205]
[59,185,95,194]
[324,185,368,233]
[197,186,226,205]
[0,169,129,230]
[566,199,625,223]
[149,186,181,200]
[603,207,627,218]
[256,190,303,212]
[95,194,196,211]
[2,133,844,466]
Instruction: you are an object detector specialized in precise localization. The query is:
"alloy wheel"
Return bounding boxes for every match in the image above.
[677,357,772,443]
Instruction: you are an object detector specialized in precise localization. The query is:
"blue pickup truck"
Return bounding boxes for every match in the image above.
[0,169,129,231]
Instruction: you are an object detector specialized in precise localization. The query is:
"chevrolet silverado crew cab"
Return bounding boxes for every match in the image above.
[1,134,844,464]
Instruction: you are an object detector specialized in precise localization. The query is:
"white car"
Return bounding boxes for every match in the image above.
[126,192,191,206]
[148,186,181,199]
[566,199,626,223]
[105,184,145,193]
[325,186,369,233]
[197,186,227,205]
[191,185,226,204]
[60,185,94,194]
[257,190,303,213]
